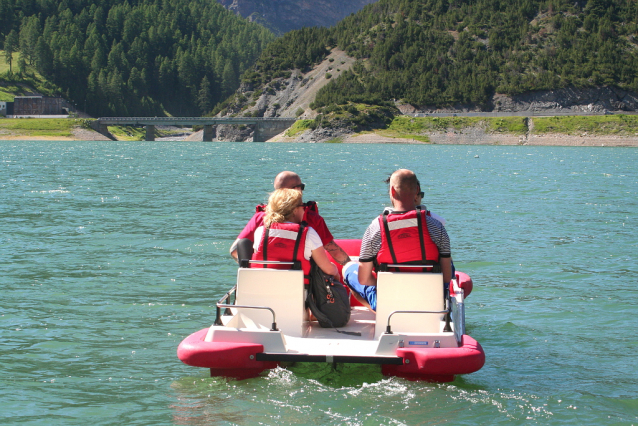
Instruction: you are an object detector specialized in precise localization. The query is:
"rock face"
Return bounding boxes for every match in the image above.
[217,0,377,34]
[413,86,638,114]
[492,87,638,113]
[214,49,356,142]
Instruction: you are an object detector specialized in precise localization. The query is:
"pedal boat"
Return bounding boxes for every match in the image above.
[177,239,485,381]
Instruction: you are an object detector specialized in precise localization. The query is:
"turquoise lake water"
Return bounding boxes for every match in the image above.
[1,141,637,425]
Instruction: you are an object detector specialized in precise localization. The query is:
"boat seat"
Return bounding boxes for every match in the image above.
[235,267,307,338]
[374,271,445,339]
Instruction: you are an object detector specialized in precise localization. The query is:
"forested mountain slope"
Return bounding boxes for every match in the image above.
[217,0,377,35]
[228,0,638,116]
[0,0,274,117]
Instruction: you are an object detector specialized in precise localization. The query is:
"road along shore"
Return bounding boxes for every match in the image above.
[3,123,638,146]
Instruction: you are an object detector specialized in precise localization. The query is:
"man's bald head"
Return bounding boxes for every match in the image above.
[389,169,418,208]
[274,171,302,190]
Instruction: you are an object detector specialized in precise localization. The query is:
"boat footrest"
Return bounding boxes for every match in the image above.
[256,353,404,365]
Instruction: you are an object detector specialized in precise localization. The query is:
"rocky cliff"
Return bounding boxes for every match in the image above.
[217,0,377,35]
[208,49,356,142]
[394,87,638,115]
[211,48,638,142]
[492,87,638,114]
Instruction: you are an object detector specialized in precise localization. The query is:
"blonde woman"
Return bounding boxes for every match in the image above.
[252,188,339,282]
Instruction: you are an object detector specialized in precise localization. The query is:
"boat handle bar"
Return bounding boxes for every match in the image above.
[216,303,279,331]
[218,286,236,304]
[214,286,237,325]
[239,259,302,270]
[246,260,296,265]
[385,309,450,335]
[384,264,436,269]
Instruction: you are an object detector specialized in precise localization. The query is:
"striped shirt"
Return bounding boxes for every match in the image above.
[359,213,451,262]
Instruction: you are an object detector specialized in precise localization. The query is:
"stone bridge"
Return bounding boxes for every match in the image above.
[93,117,297,141]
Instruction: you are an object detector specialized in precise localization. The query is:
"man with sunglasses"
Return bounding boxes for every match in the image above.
[230,171,351,266]
[383,176,447,225]
[342,169,452,312]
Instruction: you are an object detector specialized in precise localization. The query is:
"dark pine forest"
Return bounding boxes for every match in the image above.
[244,0,638,110]
[0,0,275,117]
[2,0,638,116]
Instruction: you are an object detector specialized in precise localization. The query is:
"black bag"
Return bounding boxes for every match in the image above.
[306,260,351,328]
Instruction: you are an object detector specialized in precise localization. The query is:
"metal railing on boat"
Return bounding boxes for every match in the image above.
[213,282,281,332]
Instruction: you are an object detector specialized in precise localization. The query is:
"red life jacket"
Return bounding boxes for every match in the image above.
[376,207,440,272]
[256,201,318,224]
[252,222,311,283]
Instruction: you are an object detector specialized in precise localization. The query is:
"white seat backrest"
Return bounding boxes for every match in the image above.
[374,272,444,339]
[235,268,306,337]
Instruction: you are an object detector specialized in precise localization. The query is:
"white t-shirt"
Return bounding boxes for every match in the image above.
[253,224,323,260]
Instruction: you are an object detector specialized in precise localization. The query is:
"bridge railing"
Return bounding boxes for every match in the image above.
[407,110,638,118]
[97,117,297,125]
[94,116,297,141]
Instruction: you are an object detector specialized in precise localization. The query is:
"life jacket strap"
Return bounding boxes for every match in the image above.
[291,222,305,270]
[262,227,270,268]
[416,206,427,265]
[381,210,398,264]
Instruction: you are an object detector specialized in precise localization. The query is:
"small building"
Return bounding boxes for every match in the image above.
[13,96,74,116]
[0,102,6,117]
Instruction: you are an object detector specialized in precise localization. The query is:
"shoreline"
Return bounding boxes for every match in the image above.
[2,125,638,146]
[0,126,112,141]
[339,133,638,146]
[270,131,638,146]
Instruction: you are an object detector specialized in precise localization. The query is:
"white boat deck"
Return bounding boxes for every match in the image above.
[286,307,379,356]
[305,306,376,339]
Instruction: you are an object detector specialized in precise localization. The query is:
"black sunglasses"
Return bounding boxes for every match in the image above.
[417,191,424,198]
[292,183,305,191]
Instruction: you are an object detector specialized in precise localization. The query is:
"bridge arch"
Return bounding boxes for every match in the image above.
[94,117,297,141]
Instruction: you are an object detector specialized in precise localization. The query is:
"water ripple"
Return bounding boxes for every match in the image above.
[1,141,637,425]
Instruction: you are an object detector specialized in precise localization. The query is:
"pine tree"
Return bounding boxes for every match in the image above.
[198,76,211,114]
[221,61,237,99]
[3,30,19,73]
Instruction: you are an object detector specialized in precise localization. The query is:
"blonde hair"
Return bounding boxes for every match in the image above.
[264,188,303,227]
